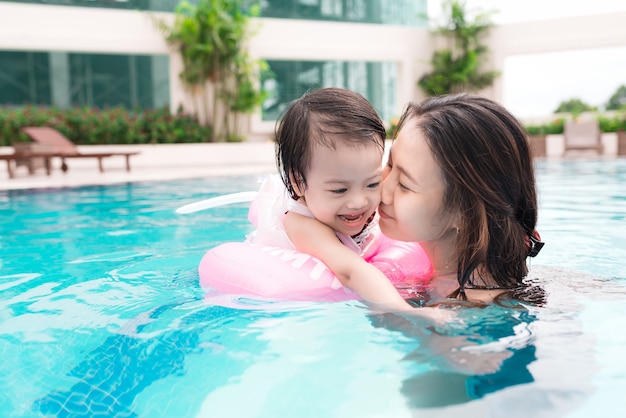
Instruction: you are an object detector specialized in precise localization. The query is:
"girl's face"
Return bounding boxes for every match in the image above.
[298,140,383,237]
[378,120,456,242]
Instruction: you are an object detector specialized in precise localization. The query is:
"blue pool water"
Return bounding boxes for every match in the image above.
[1,160,625,417]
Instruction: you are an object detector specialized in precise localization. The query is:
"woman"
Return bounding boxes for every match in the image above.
[379,93,545,305]
[290,93,545,310]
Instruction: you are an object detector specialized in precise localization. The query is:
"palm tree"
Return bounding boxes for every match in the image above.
[158,0,266,141]
[419,0,498,96]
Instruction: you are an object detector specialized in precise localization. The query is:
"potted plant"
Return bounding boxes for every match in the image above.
[418,0,499,96]
[616,113,626,156]
[598,112,626,156]
[523,124,547,157]
[523,118,565,158]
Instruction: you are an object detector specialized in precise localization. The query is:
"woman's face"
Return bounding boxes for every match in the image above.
[378,120,455,242]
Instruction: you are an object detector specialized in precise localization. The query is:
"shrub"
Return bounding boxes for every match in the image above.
[0,106,213,147]
[524,112,626,137]
[523,118,565,136]
[598,113,626,133]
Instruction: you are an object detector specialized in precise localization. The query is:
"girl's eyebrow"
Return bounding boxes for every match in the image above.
[323,170,382,186]
[324,173,382,184]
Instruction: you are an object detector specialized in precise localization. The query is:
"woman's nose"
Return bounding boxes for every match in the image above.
[381,173,393,205]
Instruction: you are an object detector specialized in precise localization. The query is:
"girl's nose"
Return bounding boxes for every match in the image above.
[347,191,369,210]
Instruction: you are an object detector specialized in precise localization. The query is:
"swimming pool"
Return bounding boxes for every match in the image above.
[1,159,625,417]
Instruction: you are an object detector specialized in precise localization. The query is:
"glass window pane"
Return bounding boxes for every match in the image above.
[0,50,170,110]
[260,0,428,26]
[262,59,396,122]
[0,51,50,106]
[0,0,181,13]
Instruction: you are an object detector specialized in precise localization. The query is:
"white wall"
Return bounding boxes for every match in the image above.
[0,4,170,53]
[482,12,626,103]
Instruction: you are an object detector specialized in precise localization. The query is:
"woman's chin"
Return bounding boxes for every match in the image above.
[379,221,400,240]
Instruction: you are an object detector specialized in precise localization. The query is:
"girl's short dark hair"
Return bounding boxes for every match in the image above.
[275,88,386,199]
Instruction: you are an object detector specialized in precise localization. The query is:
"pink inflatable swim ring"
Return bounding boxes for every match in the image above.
[197,189,432,302]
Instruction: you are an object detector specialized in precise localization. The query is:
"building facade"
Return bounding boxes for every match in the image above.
[0,0,624,140]
[0,0,429,140]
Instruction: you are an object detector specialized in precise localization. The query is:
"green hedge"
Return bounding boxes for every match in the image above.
[388,112,626,138]
[523,118,566,135]
[0,106,213,147]
[523,112,626,136]
[597,113,626,133]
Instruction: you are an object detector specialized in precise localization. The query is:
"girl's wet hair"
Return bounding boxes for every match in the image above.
[394,93,545,305]
[275,88,386,199]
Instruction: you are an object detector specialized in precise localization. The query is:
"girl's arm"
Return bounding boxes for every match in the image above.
[284,211,407,307]
[284,212,454,324]
[284,212,438,310]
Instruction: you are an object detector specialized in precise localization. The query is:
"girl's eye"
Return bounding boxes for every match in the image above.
[330,188,347,194]
[367,182,381,189]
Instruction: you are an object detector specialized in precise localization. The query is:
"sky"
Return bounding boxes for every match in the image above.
[427,0,626,119]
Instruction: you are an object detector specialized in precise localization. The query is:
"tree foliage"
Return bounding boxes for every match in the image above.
[419,0,499,96]
[605,85,626,111]
[554,98,597,116]
[157,0,267,141]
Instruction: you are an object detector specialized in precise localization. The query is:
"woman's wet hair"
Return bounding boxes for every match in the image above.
[394,93,545,305]
[275,87,386,199]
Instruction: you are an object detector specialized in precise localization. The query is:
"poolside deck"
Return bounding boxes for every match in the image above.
[2,137,621,192]
[0,142,278,191]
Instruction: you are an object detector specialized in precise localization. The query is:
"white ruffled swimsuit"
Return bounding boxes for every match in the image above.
[246,174,378,257]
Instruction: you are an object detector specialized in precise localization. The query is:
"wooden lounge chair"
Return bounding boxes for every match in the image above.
[20,127,140,173]
[11,142,54,174]
[563,120,603,156]
[0,149,53,179]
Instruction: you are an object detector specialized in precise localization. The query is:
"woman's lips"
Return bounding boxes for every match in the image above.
[378,206,391,220]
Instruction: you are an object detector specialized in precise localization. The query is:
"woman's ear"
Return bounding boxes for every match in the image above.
[449,212,462,234]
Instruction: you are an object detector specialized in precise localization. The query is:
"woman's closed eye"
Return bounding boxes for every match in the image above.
[396,176,413,192]
[398,182,410,191]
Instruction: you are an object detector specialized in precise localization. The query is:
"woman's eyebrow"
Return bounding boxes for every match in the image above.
[398,165,419,186]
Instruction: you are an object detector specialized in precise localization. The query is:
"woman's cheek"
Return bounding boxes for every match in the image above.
[394,204,417,241]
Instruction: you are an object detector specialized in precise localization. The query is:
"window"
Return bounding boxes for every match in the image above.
[0,51,170,110]
[262,59,396,121]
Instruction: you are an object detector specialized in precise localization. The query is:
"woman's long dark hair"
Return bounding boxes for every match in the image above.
[394,93,545,304]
